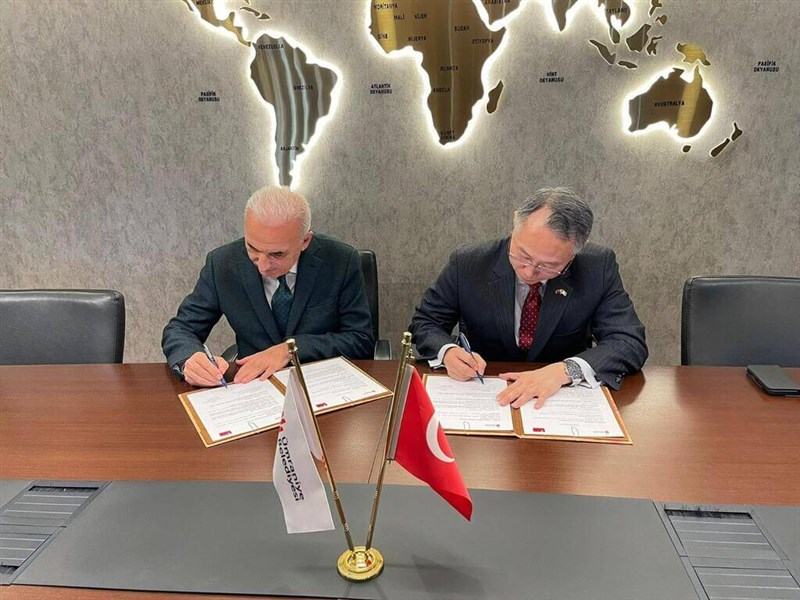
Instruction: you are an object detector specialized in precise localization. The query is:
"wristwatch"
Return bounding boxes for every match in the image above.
[563,359,583,386]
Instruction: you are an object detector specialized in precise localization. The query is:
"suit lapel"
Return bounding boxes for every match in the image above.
[488,240,520,358]
[238,243,283,343]
[285,237,322,336]
[526,272,573,361]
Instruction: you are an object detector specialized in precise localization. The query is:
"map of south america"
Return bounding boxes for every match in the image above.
[250,35,337,186]
[182,0,336,185]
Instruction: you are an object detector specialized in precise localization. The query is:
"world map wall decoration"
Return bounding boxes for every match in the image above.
[182,0,742,186]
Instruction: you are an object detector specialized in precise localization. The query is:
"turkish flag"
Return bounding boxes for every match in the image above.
[389,366,473,520]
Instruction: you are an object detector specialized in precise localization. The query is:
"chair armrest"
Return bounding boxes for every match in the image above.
[374,339,392,360]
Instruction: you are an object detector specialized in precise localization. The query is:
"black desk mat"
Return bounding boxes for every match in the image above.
[7,480,703,599]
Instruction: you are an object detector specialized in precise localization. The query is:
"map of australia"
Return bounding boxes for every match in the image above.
[628,66,713,138]
[182,0,336,185]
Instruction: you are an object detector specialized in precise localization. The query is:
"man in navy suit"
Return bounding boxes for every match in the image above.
[410,187,647,408]
[162,186,374,387]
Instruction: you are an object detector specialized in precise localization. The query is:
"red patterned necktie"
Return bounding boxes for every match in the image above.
[518,282,542,351]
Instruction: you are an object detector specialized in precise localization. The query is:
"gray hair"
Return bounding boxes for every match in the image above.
[513,187,593,252]
[245,186,311,235]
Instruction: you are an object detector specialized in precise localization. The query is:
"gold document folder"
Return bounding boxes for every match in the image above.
[180,357,392,447]
[423,374,631,445]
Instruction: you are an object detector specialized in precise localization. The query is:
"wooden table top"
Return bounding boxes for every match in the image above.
[2,362,799,600]
[2,361,799,504]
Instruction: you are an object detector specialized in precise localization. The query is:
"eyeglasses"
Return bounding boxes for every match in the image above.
[507,252,574,277]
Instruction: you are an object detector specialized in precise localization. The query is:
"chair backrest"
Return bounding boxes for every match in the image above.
[0,289,125,365]
[681,276,800,366]
[357,249,380,341]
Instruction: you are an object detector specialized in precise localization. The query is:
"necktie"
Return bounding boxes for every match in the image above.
[518,282,541,351]
[272,275,293,336]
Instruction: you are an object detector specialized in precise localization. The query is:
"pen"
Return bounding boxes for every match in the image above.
[457,333,484,384]
[202,344,228,388]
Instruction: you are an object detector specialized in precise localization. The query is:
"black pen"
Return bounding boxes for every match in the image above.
[458,333,484,384]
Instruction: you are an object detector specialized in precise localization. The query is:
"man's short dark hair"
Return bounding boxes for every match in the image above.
[513,187,594,252]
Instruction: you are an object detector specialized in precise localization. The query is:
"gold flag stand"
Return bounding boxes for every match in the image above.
[287,333,414,582]
[355,332,415,581]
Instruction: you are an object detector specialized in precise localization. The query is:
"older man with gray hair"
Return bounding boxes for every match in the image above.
[410,187,647,408]
[163,186,374,387]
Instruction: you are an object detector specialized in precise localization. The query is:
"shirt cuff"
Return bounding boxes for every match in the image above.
[429,343,458,368]
[569,356,601,388]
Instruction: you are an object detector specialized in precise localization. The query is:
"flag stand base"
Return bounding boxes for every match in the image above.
[337,546,384,581]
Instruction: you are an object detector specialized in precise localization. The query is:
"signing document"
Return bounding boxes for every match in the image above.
[424,376,513,433]
[272,357,389,411]
[180,357,392,447]
[424,374,630,444]
[182,379,285,446]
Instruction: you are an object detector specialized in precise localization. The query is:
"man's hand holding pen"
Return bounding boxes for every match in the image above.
[183,347,229,388]
[443,342,486,383]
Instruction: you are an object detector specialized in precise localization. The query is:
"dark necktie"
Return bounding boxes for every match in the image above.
[518,282,542,351]
[272,275,293,336]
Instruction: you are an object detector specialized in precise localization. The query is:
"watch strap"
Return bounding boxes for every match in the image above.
[563,359,583,385]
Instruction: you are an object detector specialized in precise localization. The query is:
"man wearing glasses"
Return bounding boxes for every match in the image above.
[410,187,647,408]
[162,186,374,387]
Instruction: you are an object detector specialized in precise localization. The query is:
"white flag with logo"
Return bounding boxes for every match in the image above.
[272,368,334,534]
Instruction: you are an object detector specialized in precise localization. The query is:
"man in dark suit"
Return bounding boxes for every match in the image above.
[410,187,647,408]
[162,186,374,387]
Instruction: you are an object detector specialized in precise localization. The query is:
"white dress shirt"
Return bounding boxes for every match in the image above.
[261,261,298,307]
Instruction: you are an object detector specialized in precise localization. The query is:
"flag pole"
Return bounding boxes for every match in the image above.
[363,333,414,552]
[286,339,356,557]
[332,333,413,582]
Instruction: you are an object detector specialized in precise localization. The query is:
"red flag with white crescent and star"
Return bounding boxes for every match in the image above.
[388,366,473,520]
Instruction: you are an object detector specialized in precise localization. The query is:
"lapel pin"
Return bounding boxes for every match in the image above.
[555,288,568,297]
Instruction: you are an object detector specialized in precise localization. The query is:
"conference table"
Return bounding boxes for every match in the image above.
[2,362,799,599]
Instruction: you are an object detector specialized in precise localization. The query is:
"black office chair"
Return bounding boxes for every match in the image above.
[0,289,126,365]
[681,276,800,366]
[221,249,391,361]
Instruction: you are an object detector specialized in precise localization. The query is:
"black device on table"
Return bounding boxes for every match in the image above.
[747,365,800,396]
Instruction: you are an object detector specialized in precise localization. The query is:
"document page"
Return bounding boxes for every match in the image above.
[186,380,285,444]
[518,386,624,438]
[273,357,390,410]
[424,375,514,433]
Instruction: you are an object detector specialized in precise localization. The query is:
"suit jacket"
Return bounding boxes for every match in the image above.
[162,234,374,371]
[409,238,647,389]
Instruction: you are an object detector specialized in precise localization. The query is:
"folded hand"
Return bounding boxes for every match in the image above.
[496,363,570,409]
[234,343,291,384]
